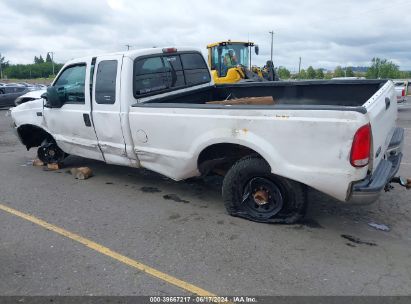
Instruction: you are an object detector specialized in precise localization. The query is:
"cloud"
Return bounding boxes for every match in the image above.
[1,0,410,70]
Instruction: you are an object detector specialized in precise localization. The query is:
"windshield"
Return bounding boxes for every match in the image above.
[211,43,250,77]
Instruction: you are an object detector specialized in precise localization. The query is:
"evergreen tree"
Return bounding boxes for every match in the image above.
[307,66,316,79]
[333,66,345,77]
[299,69,307,79]
[315,69,324,79]
[345,67,354,77]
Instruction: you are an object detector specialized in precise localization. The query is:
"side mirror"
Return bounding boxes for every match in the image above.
[255,45,259,55]
[45,86,64,108]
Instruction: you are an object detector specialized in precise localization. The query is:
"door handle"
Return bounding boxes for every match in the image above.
[83,113,91,127]
[385,97,391,110]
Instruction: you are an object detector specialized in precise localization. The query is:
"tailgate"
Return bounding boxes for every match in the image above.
[363,80,397,172]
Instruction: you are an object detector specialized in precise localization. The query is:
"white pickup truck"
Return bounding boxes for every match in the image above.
[10,47,406,223]
[394,80,408,104]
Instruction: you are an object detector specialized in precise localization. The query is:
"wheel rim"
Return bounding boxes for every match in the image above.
[241,177,284,219]
[38,143,64,164]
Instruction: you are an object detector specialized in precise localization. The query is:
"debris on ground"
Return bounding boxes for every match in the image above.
[69,167,93,180]
[298,218,324,229]
[47,163,61,171]
[368,222,390,232]
[32,159,45,167]
[163,194,190,204]
[140,186,161,193]
[341,234,377,246]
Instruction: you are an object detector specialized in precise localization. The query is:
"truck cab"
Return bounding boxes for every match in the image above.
[22,48,212,166]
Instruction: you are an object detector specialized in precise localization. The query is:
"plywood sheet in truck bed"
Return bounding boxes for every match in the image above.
[206,96,276,105]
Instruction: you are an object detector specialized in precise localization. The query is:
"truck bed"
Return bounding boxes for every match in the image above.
[141,80,387,109]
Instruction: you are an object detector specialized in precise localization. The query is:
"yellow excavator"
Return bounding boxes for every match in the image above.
[206,40,277,84]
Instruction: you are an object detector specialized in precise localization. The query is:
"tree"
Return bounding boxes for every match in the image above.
[277,66,291,79]
[366,57,400,79]
[324,71,333,79]
[46,53,52,63]
[4,62,63,79]
[345,67,354,77]
[306,66,316,79]
[315,69,324,79]
[400,70,411,78]
[0,53,9,79]
[333,66,345,78]
[299,69,307,79]
[38,55,44,64]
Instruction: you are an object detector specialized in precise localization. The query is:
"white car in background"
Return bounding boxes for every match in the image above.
[14,89,46,106]
[393,81,407,104]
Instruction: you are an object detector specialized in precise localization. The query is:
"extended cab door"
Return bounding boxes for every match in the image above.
[91,55,127,165]
[43,60,104,161]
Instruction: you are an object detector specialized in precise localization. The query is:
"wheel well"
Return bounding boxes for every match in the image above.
[197,143,269,176]
[17,125,53,150]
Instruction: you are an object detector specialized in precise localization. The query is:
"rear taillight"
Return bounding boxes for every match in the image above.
[402,89,405,96]
[350,124,371,167]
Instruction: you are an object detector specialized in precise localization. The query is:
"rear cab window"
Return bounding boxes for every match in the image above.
[133,51,210,98]
[180,53,211,86]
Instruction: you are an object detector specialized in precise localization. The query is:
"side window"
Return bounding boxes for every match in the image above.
[4,87,13,94]
[134,57,168,96]
[95,60,117,104]
[181,53,211,86]
[54,64,86,103]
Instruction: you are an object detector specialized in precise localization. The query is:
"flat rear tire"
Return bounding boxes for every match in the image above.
[222,155,307,224]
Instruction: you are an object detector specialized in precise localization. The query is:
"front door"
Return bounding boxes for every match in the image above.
[43,60,104,161]
[91,55,127,165]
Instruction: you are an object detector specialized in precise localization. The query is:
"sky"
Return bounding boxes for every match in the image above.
[1,0,411,72]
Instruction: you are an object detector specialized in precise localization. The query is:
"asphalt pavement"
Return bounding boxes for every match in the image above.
[0,105,410,296]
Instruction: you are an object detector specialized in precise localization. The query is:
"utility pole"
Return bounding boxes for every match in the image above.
[298,57,302,79]
[0,53,3,79]
[48,52,55,76]
[125,44,132,51]
[269,30,274,62]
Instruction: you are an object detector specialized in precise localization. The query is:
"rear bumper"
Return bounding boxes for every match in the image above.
[348,127,404,204]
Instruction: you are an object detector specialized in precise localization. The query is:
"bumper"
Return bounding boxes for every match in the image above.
[348,127,404,204]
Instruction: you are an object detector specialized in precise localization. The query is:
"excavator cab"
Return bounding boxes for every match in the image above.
[207,41,260,84]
